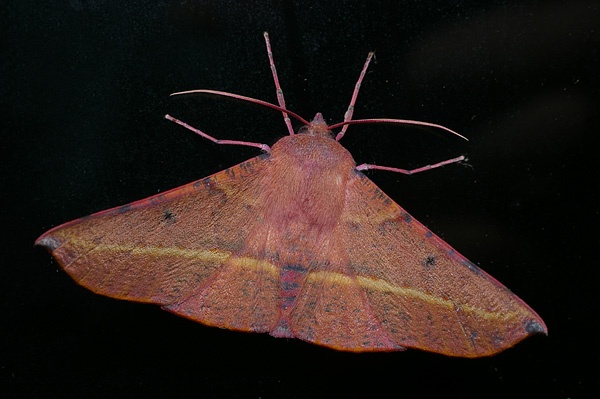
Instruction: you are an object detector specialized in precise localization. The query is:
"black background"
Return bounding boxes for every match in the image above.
[3,1,598,398]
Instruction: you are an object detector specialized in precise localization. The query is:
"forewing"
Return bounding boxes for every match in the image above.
[335,171,547,357]
[36,155,281,332]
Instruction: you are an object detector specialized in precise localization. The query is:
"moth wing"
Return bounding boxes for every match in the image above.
[36,155,281,333]
[334,171,546,357]
[288,171,546,356]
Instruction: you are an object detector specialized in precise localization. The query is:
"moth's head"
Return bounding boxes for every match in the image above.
[298,113,333,138]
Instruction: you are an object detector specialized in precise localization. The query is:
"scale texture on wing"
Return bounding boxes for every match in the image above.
[36,155,282,332]
[329,171,547,357]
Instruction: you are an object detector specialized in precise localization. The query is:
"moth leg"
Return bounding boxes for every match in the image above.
[335,52,375,142]
[164,114,271,152]
[263,32,294,136]
[356,155,466,175]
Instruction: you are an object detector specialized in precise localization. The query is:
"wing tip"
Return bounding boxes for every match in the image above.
[525,319,548,335]
[35,234,62,251]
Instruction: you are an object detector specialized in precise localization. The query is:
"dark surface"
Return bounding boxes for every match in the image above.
[3,1,598,398]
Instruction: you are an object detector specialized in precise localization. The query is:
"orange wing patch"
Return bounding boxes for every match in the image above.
[37,156,269,306]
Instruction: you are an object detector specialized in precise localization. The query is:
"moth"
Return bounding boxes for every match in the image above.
[36,32,546,357]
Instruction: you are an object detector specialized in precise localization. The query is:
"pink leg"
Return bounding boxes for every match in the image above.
[356,155,465,175]
[335,52,375,142]
[164,114,271,152]
[263,32,295,136]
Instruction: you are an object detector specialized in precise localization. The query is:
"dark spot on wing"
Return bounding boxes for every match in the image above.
[196,177,216,190]
[462,260,482,275]
[282,263,308,273]
[162,209,176,224]
[225,167,236,179]
[425,230,433,238]
[401,212,412,223]
[150,194,166,205]
[353,169,367,179]
[240,157,266,173]
[194,177,217,191]
[469,331,477,348]
[370,187,392,206]
[282,281,300,291]
[423,255,436,269]
[115,204,132,214]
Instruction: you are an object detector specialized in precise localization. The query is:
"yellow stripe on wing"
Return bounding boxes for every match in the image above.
[57,239,521,321]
